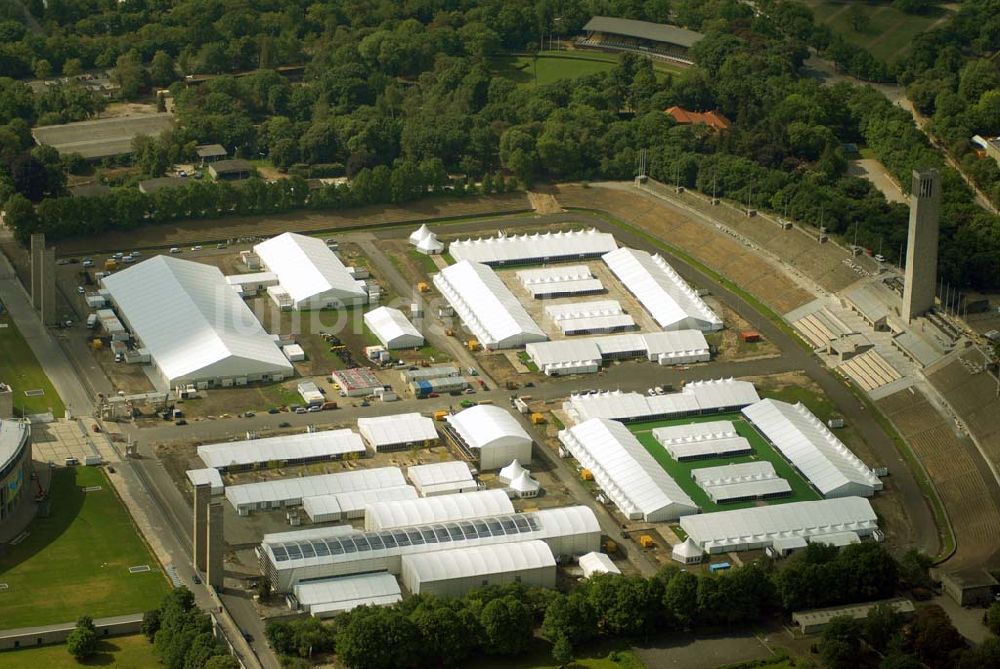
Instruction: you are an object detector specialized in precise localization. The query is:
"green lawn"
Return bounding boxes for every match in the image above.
[409,249,441,276]
[628,412,821,512]
[0,314,65,417]
[0,467,170,628]
[0,635,157,668]
[492,50,683,87]
[799,0,949,63]
[473,639,644,669]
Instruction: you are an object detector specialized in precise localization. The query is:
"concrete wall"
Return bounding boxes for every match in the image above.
[0,614,142,651]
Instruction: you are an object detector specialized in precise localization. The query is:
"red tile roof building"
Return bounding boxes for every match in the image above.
[665,106,731,131]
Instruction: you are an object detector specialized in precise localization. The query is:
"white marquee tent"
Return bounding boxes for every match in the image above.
[449,229,617,266]
[409,224,444,254]
[363,306,424,349]
[401,540,556,597]
[364,489,515,531]
[198,429,366,471]
[254,232,367,309]
[357,413,438,452]
[447,405,533,469]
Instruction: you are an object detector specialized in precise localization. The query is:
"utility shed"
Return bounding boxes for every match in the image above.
[578,551,621,578]
[401,540,556,597]
[603,247,722,331]
[742,399,882,498]
[186,468,223,495]
[792,599,915,635]
[679,497,878,554]
[198,429,366,472]
[653,420,753,461]
[254,232,367,309]
[559,418,698,521]
[447,405,533,470]
[292,574,402,618]
[691,461,792,503]
[357,413,437,452]
[301,486,418,522]
[365,489,515,531]
[101,256,293,389]
[433,261,547,349]
[407,461,477,497]
[449,229,617,266]
[364,306,424,349]
[259,505,601,592]
[225,467,405,515]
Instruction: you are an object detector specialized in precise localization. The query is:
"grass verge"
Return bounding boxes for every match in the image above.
[0,314,65,416]
[0,467,170,628]
[0,635,155,668]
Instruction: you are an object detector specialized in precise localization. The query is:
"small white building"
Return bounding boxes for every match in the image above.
[364,307,424,349]
[357,413,438,452]
[409,224,444,255]
[297,380,324,406]
[447,405,533,470]
[407,460,477,497]
[282,344,306,362]
[254,232,368,310]
[578,551,621,578]
[400,540,556,597]
[292,574,402,618]
[671,538,704,564]
[186,468,224,496]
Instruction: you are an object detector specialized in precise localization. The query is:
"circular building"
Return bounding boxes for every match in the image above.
[0,419,32,523]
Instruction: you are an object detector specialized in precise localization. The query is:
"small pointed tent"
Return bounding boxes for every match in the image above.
[498,459,526,484]
[409,224,432,245]
[671,537,704,564]
[411,224,444,255]
[509,471,540,498]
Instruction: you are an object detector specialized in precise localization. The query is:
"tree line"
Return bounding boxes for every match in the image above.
[264,542,915,669]
[140,587,239,669]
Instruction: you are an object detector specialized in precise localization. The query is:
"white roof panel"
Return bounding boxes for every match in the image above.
[199,429,366,470]
[365,489,514,530]
[101,256,293,385]
[302,486,418,519]
[254,232,366,304]
[566,378,759,423]
[293,573,401,613]
[363,307,424,349]
[401,540,555,583]
[559,418,697,521]
[433,261,546,349]
[578,551,621,577]
[652,420,753,460]
[226,467,406,507]
[446,405,532,451]
[407,461,473,487]
[517,265,594,284]
[742,399,882,498]
[357,413,437,447]
[450,229,617,265]
[186,467,223,491]
[603,247,722,331]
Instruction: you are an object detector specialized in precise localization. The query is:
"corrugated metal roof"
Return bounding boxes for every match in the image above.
[363,307,423,349]
[434,261,547,348]
[447,405,532,451]
[402,540,554,584]
[449,229,616,265]
[365,489,514,530]
[742,399,882,498]
[357,413,437,447]
[603,247,722,331]
[226,467,405,507]
[254,232,366,305]
[559,418,697,520]
[582,16,704,48]
[101,256,293,385]
[199,429,366,470]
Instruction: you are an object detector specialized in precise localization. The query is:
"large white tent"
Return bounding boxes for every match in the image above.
[365,489,515,530]
[198,429,366,472]
[363,306,424,349]
[401,540,556,597]
[447,405,533,470]
[564,378,760,424]
[652,420,753,461]
[526,330,710,376]
[433,261,547,349]
[101,255,293,388]
[517,265,605,298]
[254,232,367,309]
[260,505,601,592]
[357,413,438,452]
[406,460,477,496]
[449,229,617,266]
[603,247,722,331]
[578,551,621,578]
[680,497,879,554]
[292,573,402,618]
[742,399,882,498]
[409,224,444,254]
[225,466,406,515]
[559,418,698,521]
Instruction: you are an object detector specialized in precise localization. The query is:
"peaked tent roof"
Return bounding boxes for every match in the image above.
[510,471,540,493]
[499,459,526,483]
[363,306,423,348]
[254,232,366,304]
[671,537,704,560]
[101,255,293,385]
[409,224,432,244]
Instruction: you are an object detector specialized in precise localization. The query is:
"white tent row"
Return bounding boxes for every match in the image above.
[363,307,424,349]
[564,378,761,424]
[679,497,878,554]
[357,413,438,452]
[690,461,792,503]
[652,420,753,461]
[302,486,418,522]
[449,229,617,266]
[254,232,367,309]
[433,261,547,349]
[559,418,698,521]
[517,265,605,298]
[527,330,710,375]
[742,399,882,498]
[226,466,406,515]
[198,429,366,471]
[292,573,402,618]
[603,247,722,331]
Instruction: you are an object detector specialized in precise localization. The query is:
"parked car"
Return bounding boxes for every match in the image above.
[307,405,321,412]
[267,408,279,414]
[77,286,85,294]
[170,247,181,254]
[294,407,307,414]
[278,421,291,428]
[175,419,187,426]
[190,245,202,251]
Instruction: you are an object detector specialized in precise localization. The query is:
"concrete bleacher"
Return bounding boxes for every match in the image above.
[840,350,902,392]
[793,307,853,349]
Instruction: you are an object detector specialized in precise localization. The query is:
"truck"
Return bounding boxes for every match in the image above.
[708,562,732,573]
[433,410,449,421]
[104,259,118,271]
[86,314,98,329]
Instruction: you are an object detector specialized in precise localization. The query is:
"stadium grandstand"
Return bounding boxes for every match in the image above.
[577,16,704,65]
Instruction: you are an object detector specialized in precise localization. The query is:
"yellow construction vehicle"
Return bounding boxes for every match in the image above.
[530,412,545,425]
[639,535,655,549]
[466,339,480,351]
[433,410,449,421]
[603,540,618,554]
[580,469,593,481]
[104,259,118,271]
[416,282,430,293]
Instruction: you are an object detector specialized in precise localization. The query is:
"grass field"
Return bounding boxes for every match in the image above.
[0,467,170,628]
[0,314,65,417]
[799,0,949,63]
[474,638,644,669]
[492,50,683,87]
[628,412,821,512]
[0,635,156,668]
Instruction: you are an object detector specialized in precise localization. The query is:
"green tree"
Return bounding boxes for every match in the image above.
[149,51,176,87]
[847,5,870,33]
[542,592,596,646]
[664,569,699,627]
[551,635,573,666]
[66,615,98,661]
[819,616,864,669]
[864,603,905,652]
[335,608,421,669]
[142,608,162,641]
[112,51,147,99]
[480,596,532,656]
[203,656,241,669]
[986,601,1000,636]
[62,58,82,77]
[410,599,479,666]
[33,59,51,80]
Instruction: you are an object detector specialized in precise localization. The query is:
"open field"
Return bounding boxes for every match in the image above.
[492,50,684,87]
[0,313,65,416]
[799,0,949,63]
[0,635,156,669]
[629,413,821,512]
[0,467,169,628]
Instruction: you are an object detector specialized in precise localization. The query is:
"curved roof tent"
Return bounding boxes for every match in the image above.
[499,459,526,484]
[447,405,531,451]
[509,471,540,494]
